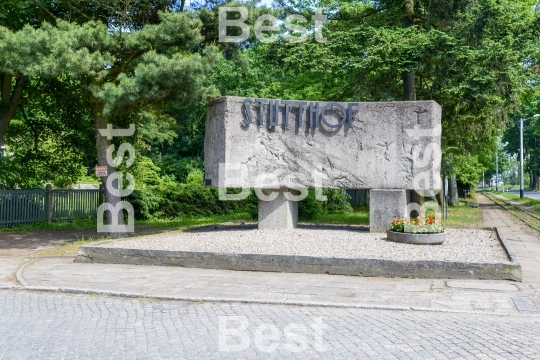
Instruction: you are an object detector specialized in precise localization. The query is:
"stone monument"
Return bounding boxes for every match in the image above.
[205,96,441,231]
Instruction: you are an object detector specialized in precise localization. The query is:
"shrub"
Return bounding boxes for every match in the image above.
[322,189,353,214]
[128,179,251,220]
[298,190,324,220]
[185,169,204,186]
[158,155,203,183]
[129,183,354,221]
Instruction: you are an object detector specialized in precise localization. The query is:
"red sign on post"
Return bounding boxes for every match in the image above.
[95,166,108,177]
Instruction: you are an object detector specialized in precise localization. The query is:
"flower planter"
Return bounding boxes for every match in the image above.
[386,231,446,245]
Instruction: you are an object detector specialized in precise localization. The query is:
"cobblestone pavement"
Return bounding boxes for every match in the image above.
[1,290,540,360]
[512,295,540,314]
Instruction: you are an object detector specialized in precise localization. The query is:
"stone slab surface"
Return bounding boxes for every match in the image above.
[387,230,446,244]
[369,189,407,232]
[479,193,540,285]
[0,257,25,286]
[14,257,531,314]
[75,227,521,281]
[258,189,298,230]
[205,96,442,189]
[446,280,520,292]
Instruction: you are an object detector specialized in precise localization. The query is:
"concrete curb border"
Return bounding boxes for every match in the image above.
[15,256,73,286]
[75,227,522,281]
[496,227,521,265]
[1,286,537,317]
[0,285,17,290]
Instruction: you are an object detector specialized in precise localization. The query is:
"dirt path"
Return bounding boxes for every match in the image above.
[0,229,99,257]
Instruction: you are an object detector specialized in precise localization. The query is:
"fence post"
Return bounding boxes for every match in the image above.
[45,184,53,223]
[99,184,105,204]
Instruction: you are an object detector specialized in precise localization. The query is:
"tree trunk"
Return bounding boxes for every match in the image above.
[401,0,416,101]
[402,1,419,208]
[0,73,27,147]
[448,174,459,206]
[92,99,126,237]
[403,71,416,101]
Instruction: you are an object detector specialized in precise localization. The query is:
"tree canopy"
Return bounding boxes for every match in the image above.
[0,0,539,198]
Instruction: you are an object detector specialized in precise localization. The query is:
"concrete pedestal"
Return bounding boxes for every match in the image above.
[258,189,298,230]
[369,189,407,233]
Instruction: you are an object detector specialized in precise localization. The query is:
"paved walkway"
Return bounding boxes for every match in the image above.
[10,256,528,314]
[479,194,540,284]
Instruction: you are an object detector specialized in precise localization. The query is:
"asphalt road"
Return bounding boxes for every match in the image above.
[507,189,540,200]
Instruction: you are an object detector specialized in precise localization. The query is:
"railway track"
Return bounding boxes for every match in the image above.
[483,192,540,232]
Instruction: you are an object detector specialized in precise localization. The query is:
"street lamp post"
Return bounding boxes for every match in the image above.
[520,114,540,198]
[496,150,499,192]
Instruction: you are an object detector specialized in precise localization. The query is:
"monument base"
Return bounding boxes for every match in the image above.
[258,189,298,230]
[370,189,406,233]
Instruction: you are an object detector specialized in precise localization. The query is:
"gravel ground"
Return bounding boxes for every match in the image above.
[99,225,510,263]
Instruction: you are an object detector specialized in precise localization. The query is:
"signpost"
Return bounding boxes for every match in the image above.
[95,166,108,178]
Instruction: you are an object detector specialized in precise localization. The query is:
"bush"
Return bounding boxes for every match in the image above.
[321,189,353,214]
[128,182,354,221]
[128,179,252,220]
[298,190,324,220]
[185,169,204,186]
[158,155,203,183]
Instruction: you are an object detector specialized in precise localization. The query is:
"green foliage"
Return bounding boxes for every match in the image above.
[298,190,324,221]
[503,84,540,188]
[322,189,353,214]
[1,115,89,189]
[0,73,96,189]
[0,19,112,77]
[131,156,163,187]
[310,210,369,225]
[85,11,220,117]
[0,5,219,192]
[2,0,540,218]
[222,0,539,183]
[0,217,97,232]
[452,154,485,186]
[137,107,178,145]
[186,169,204,186]
[128,179,252,220]
[158,156,204,183]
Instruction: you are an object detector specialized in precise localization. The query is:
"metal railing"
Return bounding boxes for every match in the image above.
[0,185,102,227]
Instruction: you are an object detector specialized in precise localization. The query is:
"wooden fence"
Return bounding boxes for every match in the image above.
[0,185,102,227]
